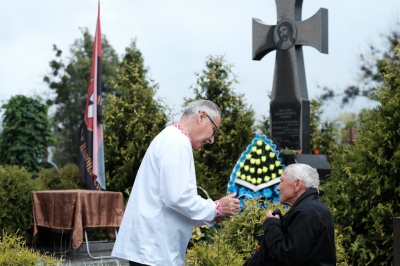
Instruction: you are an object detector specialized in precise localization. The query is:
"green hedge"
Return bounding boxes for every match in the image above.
[37,163,83,190]
[0,165,44,242]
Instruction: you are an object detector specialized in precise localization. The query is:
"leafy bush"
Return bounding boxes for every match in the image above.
[37,163,83,190]
[0,165,44,243]
[334,227,350,266]
[0,231,61,265]
[186,199,285,265]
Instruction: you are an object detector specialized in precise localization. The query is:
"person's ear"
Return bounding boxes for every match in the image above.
[197,110,206,123]
[294,179,302,191]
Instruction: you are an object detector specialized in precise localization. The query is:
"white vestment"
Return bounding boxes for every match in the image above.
[112,125,216,266]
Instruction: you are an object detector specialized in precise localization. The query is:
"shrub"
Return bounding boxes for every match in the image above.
[186,199,285,265]
[37,163,83,190]
[0,165,44,243]
[0,231,61,265]
[36,167,61,190]
[334,227,350,266]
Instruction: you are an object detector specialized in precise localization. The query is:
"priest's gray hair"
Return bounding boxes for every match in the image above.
[182,99,221,119]
[285,163,320,190]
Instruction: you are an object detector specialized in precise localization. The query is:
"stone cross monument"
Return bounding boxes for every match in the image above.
[253,0,328,154]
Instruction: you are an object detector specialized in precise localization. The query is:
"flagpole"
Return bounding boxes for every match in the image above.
[79,0,106,190]
[92,1,100,188]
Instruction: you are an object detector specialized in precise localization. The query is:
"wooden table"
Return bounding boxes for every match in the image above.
[32,189,124,250]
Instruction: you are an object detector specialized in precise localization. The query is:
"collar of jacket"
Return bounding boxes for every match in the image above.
[284,188,319,216]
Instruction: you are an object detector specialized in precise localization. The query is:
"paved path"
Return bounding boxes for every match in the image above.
[37,240,129,266]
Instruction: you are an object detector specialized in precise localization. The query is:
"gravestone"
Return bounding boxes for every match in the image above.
[252,0,328,154]
[295,154,330,179]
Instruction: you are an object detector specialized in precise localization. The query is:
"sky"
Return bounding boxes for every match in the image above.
[1,0,399,122]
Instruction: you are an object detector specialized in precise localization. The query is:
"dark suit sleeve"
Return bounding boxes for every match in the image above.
[242,218,281,266]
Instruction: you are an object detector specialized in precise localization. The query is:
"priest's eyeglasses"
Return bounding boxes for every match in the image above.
[206,113,219,137]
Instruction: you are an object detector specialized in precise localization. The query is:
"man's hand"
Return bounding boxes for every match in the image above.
[265,209,281,220]
[219,193,240,217]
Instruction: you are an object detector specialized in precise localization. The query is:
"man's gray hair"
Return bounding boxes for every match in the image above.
[285,163,320,190]
[181,99,221,119]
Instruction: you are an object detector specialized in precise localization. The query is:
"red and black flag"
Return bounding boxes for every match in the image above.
[79,2,106,190]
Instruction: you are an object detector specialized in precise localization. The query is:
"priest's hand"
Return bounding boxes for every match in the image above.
[219,193,240,217]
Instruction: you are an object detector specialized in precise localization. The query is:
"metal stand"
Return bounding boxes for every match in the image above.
[84,228,119,265]
[57,230,72,256]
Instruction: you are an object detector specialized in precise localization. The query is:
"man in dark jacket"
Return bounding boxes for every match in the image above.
[243,163,336,266]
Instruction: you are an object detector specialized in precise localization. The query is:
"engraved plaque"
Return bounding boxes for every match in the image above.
[270,102,301,150]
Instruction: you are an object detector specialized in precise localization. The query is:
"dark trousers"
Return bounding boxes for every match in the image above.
[129,261,149,266]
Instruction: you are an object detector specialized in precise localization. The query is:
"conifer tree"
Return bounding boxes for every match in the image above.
[185,55,255,199]
[322,47,400,264]
[0,95,55,175]
[103,42,168,193]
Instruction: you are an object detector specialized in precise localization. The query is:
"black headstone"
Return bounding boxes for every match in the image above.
[252,0,328,153]
[295,154,330,179]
